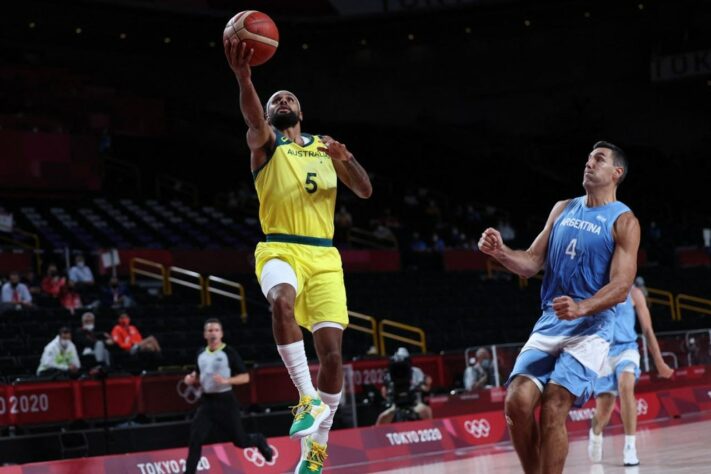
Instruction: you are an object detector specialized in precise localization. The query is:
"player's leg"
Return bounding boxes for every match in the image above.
[542,351,597,474]
[217,395,273,462]
[504,347,556,474]
[185,402,213,474]
[539,383,576,474]
[618,369,639,466]
[588,392,615,462]
[260,259,319,404]
[375,406,396,425]
[413,401,433,420]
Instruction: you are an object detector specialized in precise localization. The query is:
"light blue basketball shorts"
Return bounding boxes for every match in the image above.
[507,348,599,407]
[593,348,641,396]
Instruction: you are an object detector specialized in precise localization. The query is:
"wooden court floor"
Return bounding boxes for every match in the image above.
[354,412,711,474]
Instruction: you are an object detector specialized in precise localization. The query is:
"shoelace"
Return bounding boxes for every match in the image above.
[291,395,314,420]
[306,442,328,471]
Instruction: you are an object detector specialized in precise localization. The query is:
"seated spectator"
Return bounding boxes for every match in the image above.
[410,232,428,252]
[68,255,95,287]
[431,233,446,252]
[41,264,67,298]
[464,347,495,391]
[37,327,80,378]
[59,285,83,315]
[74,312,113,368]
[111,313,161,354]
[101,276,134,309]
[1,271,34,310]
[23,270,41,297]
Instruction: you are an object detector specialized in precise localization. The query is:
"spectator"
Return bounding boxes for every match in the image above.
[373,224,395,243]
[498,218,516,243]
[37,327,80,377]
[23,270,41,297]
[68,255,95,286]
[464,347,495,391]
[74,312,113,368]
[111,313,161,354]
[431,233,446,252]
[101,276,133,309]
[1,271,33,309]
[41,264,67,298]
[59,285,83,315]
[410,232,428,252]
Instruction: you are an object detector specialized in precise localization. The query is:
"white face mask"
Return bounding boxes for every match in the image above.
[77,262,85,267]
[83,324,94,331]
[59,339,70,349]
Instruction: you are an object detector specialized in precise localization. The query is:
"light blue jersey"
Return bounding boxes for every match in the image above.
[533,196,631,341]
[610,293,639,356]
[509,196,633,405]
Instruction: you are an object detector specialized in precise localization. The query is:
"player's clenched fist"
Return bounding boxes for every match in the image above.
[478,228,504,255]
[552,296,583,320]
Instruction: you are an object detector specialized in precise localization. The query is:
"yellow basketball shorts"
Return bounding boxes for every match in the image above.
[255,241,349,332]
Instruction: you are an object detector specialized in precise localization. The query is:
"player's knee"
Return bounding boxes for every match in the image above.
[319,349,342,370]
[505,390,535,422]
[271,294,294,320]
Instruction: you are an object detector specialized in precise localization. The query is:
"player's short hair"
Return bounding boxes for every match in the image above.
[593,140,628,185]
[204,318,222,329]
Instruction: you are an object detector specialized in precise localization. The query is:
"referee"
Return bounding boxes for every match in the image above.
[184,318,273,473]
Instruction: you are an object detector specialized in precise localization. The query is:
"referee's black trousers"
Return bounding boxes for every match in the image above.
[185,391,262,474]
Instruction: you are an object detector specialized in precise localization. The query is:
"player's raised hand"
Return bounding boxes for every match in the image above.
[224,39,254,80]
[318,136,353,162]
[657,362,674,379]
[478,228,504,256]
[552,296,583,320]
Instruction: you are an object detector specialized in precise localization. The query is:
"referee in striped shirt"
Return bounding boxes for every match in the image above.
[183,318,273,473]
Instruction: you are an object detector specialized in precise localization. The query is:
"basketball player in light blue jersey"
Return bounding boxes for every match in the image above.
[478,141,640,474]
[588,279,673,466]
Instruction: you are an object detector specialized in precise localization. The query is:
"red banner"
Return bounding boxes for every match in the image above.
[2,382,711,473]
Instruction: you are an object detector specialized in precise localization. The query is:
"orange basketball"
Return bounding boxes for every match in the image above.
[223,11,279,67]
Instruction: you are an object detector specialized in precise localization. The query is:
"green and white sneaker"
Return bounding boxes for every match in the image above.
[289,395,331,438]
[295,436,327,474]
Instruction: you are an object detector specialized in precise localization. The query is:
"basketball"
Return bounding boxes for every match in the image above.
[223,11,279,66]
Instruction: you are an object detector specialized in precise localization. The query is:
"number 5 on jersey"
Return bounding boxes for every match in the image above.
[305,172,318,194]
[565,238,577,259]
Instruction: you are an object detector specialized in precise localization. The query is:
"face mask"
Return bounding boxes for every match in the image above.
[83,324,94,331]
[120,317,130,326]
[77,262,85,267]
[59,339,69,349]
[480,359,491,369]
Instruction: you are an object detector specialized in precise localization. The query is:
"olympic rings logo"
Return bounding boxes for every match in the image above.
[243,445,279,467]
[464,418,491,438]
[176,380,203,404]
[636,398,648,416]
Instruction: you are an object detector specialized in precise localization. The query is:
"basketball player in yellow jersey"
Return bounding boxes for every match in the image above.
[225,39,372,474]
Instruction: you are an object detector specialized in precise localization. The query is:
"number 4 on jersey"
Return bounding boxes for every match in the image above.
[565,238,577,259]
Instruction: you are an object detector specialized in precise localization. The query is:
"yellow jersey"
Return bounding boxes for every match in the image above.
[253,131,338,244]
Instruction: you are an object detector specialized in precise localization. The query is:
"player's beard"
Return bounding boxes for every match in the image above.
[270,111,300,130]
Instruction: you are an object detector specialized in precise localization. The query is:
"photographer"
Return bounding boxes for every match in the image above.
[375,347,432,425]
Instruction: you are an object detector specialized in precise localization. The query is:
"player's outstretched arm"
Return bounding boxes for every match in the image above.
[478,200,570,278]
[224,39,273,158]
[556,212,640,320]
[632,286,674,378]
[320,136,372,199]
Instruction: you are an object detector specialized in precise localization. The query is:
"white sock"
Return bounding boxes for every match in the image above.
[590,427,602,440]
[277,340,317,399]
[311,390,341,445]
[625,435,636,449]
